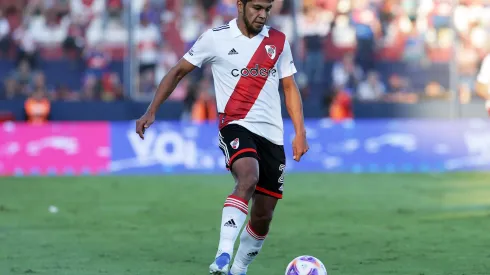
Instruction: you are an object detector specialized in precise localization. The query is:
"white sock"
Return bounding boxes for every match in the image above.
[215,195,249,258]
[229,221,267,274]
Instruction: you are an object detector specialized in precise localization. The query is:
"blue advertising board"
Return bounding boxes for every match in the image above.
[109,119,490,174]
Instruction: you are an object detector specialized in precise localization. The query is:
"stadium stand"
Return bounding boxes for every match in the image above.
[0,0,489,121]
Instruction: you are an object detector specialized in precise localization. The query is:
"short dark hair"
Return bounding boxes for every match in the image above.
[240,0,274,6]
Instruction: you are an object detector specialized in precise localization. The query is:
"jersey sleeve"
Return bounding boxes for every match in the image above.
[477,55,490,85]
[182,29,215,68]
[277,39,297,79]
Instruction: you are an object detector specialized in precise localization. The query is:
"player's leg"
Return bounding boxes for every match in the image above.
[212,158,259,257]
[229,193,278,274]
[229,137,286,274]
[210,125,260,274]
[229,158,261,199]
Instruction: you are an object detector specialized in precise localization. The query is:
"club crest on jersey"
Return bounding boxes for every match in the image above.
[230,138,240,149]
[265,45,276,59]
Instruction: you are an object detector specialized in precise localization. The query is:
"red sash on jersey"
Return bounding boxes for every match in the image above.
[219,28,286,129]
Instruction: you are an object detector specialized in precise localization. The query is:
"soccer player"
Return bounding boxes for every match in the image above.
[476,53,490,115]
[135,0,309,274]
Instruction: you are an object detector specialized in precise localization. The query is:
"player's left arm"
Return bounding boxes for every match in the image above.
[282,76,309,161]
[278,39,309,161]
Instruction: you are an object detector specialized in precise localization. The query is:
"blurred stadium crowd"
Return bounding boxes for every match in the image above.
[0,0,489,122]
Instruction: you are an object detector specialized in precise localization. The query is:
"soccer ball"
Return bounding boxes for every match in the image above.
[285,255,327,275]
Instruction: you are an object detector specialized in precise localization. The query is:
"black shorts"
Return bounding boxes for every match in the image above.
[218,124,286,199]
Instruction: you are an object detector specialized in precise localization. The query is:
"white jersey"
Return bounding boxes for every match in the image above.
[183,18,297,145]
[477,54,490,110]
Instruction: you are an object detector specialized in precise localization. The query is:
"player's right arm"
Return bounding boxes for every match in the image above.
[136,29,216,139]
[147,59,196,117]
[476,54,490,101]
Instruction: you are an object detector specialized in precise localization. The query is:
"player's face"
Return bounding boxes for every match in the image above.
[238,0,273,35]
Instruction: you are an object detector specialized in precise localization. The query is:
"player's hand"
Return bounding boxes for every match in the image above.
[135,112,155,140]
[292,132,309,162]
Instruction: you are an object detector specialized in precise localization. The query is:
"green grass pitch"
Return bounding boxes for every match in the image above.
[1,173,490,275]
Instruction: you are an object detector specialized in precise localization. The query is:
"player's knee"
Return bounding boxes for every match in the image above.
[236,173,259,192]
[232,157,259,198]
[241,172,259,186]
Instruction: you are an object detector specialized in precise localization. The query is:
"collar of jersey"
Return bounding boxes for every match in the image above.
[229,18,270,38]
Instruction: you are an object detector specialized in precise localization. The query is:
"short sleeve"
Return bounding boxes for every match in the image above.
[183,29,215,68]
[277,39,297,79]
[477,55,490,85]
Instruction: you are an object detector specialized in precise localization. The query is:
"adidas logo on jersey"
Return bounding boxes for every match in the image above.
[224,219,237,228]
[228,48,239,55]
